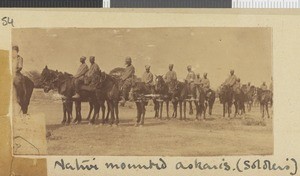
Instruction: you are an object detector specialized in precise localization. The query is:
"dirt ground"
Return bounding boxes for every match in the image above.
[28,89,273,156]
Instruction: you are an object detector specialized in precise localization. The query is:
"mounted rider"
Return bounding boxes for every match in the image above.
[246,82,251,92]
[185,65,196,98]
[72,56,89,99]
[142,65,154,88]
[12,45,27,101]
[120,57,135,105]
[164,64,177,83]
[223,69,238,89]
[202,72,210,93]
[221,69,239,101]
[72,56,100,99]
[260,82,268,92]
[194,73,202,85]
[233,78,241,93]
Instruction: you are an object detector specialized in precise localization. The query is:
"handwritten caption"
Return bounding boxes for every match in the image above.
[1,16,14,27]
[53,157,298,175]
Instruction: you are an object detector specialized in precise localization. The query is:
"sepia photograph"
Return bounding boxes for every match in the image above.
[12,27,273,156]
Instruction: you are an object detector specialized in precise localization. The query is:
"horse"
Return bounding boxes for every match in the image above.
[193,85,208,120]
[245,85,256,112]
[13,74,34,114]
[154,75,170,119]
[131,81,153,126]
[205,89,216,116]
[168,80,189,120]
[256,88,272,118]
[40,66,104,125]
[94,71,121,126]
[233,86,247,117]
[219,85,234,118]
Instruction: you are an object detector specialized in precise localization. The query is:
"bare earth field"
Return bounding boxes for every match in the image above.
[29,89,273,156]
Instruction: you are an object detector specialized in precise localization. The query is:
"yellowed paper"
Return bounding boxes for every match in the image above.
[1,9,300,176]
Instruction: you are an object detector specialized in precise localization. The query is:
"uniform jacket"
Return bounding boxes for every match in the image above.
[74,63,88,79]
[142,71,154,84]
[121,64,135,81]
[86,63,100,77]
[164,70,177,83]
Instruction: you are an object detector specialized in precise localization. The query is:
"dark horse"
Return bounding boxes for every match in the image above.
[153,75,170,119]
[131,81,153,126]
[233,87,246,117]
[40,66,104,125]
[13,74,34,114]
[206,89,216,116]
[168,80,189,120]
[93,72,120,126]
[245,85,256,112]
[219,85,234,118]
[256,88,272,118]
[194,85,208,120]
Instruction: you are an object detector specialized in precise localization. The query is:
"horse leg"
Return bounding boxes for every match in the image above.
[87,101,94,120]
[204,102,207,119]
[234,102,237,117]
[73,101,78,123]
[228,103,231,118]
[261,103,265,118]
[166,101,170,119]
[173,101,177,118]
[189,101,193,115]
[195,102,199,120]
[114,101,119,125]
[141,102,146,126]
[101,101,105,120]
[184,101,187,120]
[62,101,67,124]
[154,100,158,118]
[210,100,214,115]
[159,102,163,119]
[67,101,74,125]
[179,101,182,120]
[223,103,225,118]
[103,101,110,124]
[266,103,270,118]
[90,102,99,124]
[110,102,115,126]
[135,102,141,126]
[77,101,82,124]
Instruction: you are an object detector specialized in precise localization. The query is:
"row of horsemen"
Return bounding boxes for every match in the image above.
[69,55,272,121]
[71,55,272,104]
[13,44,272,126]
[71,56,213,103]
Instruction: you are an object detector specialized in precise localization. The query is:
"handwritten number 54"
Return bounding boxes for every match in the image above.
[2,17,14,27]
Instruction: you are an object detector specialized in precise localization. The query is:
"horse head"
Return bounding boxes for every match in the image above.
[41,66,70,93]
[154,75,166,93]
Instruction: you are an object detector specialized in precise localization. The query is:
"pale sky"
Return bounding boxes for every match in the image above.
[12,27,272,89]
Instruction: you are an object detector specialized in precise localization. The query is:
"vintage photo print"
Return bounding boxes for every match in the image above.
[11,27,273,156]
